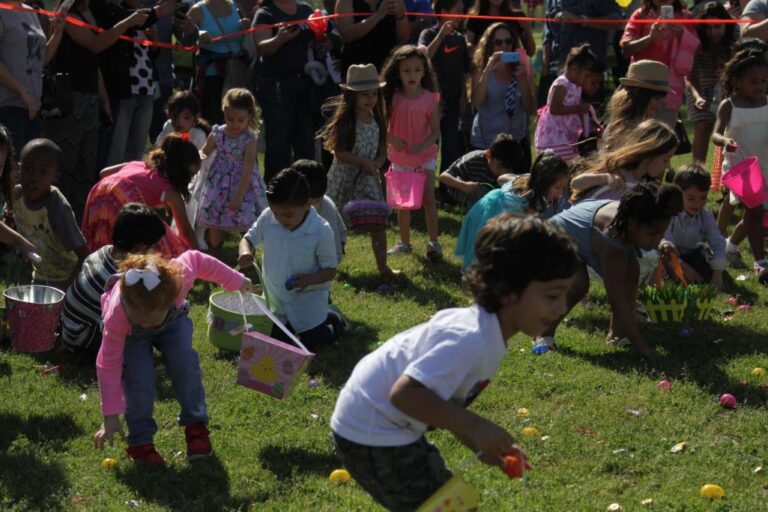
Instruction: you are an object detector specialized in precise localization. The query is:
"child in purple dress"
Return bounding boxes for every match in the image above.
[198,88,267,254]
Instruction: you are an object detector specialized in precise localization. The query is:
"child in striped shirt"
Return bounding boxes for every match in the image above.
[60,204,166,356]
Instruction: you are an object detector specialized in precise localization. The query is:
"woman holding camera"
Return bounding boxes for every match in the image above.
[470,23,535,170]
[621,0,698,127]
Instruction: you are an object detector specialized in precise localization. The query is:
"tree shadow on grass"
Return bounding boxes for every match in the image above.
[117,454,258,511]
[258,445,339,480]
[0,413,82,511]
[559,322,768,405]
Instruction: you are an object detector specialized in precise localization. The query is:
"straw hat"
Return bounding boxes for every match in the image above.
[619,60,670,93]
[340,64,386,91]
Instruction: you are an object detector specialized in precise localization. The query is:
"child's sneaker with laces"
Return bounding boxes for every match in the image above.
[126,444,166,466]
[426,240,443,262]
[387,242,412,255]
[185,422,213,461]
[754,259,768,274]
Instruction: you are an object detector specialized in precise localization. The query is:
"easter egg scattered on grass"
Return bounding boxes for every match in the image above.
[101,458,117,468]
[699,484,725,499]
[531,344,549,355]
[719,393,737,409]
[607,504,622,511]
[502,453,524,479]
[657,379,671,391]
[516,407,529,416]
[329,469,351,483]
[751,367,767,377]
[522,427,540,437]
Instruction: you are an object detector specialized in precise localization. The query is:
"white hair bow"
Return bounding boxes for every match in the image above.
[124,263,161,291]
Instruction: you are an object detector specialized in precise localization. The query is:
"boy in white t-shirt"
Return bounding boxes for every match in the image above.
[330,215,579,510]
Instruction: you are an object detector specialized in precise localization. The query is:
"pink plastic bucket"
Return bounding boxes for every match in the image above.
[385,168,427,210]
[3,285,64,352]
[721,157,768,208]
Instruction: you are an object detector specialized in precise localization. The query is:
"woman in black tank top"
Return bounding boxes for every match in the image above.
[336,0,411,77]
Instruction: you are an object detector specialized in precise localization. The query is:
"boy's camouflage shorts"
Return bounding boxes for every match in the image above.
[332,432,452,511]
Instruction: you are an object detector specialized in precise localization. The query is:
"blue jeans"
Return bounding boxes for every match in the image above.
[122,305,208,446]
[257,74,315,184]
[107,94,155,165]
[0,105,40,155]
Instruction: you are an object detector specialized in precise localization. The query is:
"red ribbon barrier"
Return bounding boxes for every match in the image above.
[0,2,755,53]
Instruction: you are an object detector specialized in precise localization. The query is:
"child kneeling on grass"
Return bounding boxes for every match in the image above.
[94,252,251,465]
[330,215,579,510]
[61,203,167,356]
[237,169,345,352]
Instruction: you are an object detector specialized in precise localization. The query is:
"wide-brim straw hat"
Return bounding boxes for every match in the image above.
[340,63,386,91]
[619,60,670,93]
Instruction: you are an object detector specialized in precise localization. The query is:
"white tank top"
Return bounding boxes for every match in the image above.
[723,99,768,174]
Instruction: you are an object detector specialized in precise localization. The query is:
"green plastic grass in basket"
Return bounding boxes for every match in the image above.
[640,283,717,322]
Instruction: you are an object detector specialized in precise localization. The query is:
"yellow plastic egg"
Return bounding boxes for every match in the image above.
[516,407,530,416]
[751,367,767,377]
[522,427,540,437]
[101,458,117,468]
[699,484,725,499]
[329,469,351,483]
[615,0,632,7]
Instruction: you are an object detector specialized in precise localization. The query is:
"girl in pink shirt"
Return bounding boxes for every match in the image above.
[381,45,443,261]
[93,251,251,466]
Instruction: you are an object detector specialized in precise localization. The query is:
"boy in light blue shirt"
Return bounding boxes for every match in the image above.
[663,165,726,290]
[238,169,345,351]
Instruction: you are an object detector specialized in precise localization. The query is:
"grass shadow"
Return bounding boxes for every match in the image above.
[258,445,339,480]
[306,320,379,387]
[559,321,768,405]
[0,412,82,510]
[116,454,255,511]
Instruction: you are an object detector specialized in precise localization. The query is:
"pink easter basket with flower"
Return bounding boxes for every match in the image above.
[235,294,314,399]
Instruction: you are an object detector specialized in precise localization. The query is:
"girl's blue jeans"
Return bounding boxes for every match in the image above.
[122,305,208,446]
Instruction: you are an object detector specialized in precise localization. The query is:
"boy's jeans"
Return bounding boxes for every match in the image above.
[123,305,208,446]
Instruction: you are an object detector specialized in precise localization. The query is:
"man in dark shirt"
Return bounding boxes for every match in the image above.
[418,0,470,172]
[253,0,316,183]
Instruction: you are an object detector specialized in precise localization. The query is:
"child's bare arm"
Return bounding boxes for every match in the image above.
[410,101,441,155]
[165,190,200,251]
[100,163,126,179]
[201,132,216,157]
[548,85,588,116]
[390,375,518,467]
[237,237,255,267]
[0,221,36,257]
[712,100,734,147]
[570,172,620,193]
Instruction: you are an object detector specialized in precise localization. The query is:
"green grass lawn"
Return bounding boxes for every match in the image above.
[1,101,766,511]
[1,154,768,510]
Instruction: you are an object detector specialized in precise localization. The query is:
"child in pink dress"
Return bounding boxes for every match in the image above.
[93,251,251,466]
[381,45,442,261]
[535,44,605,161]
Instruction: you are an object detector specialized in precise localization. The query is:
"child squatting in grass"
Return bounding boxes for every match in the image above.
[330,215,579,510]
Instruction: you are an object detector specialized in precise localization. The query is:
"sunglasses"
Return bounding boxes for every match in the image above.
[493,38,514,46]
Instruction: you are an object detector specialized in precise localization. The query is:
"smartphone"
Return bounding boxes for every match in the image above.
[660,5,673,19]
[501,51,520,64]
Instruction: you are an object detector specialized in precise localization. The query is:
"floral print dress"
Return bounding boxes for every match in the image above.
[534,75,583,162]
[198,125,267,231]
[326,120,384,218]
